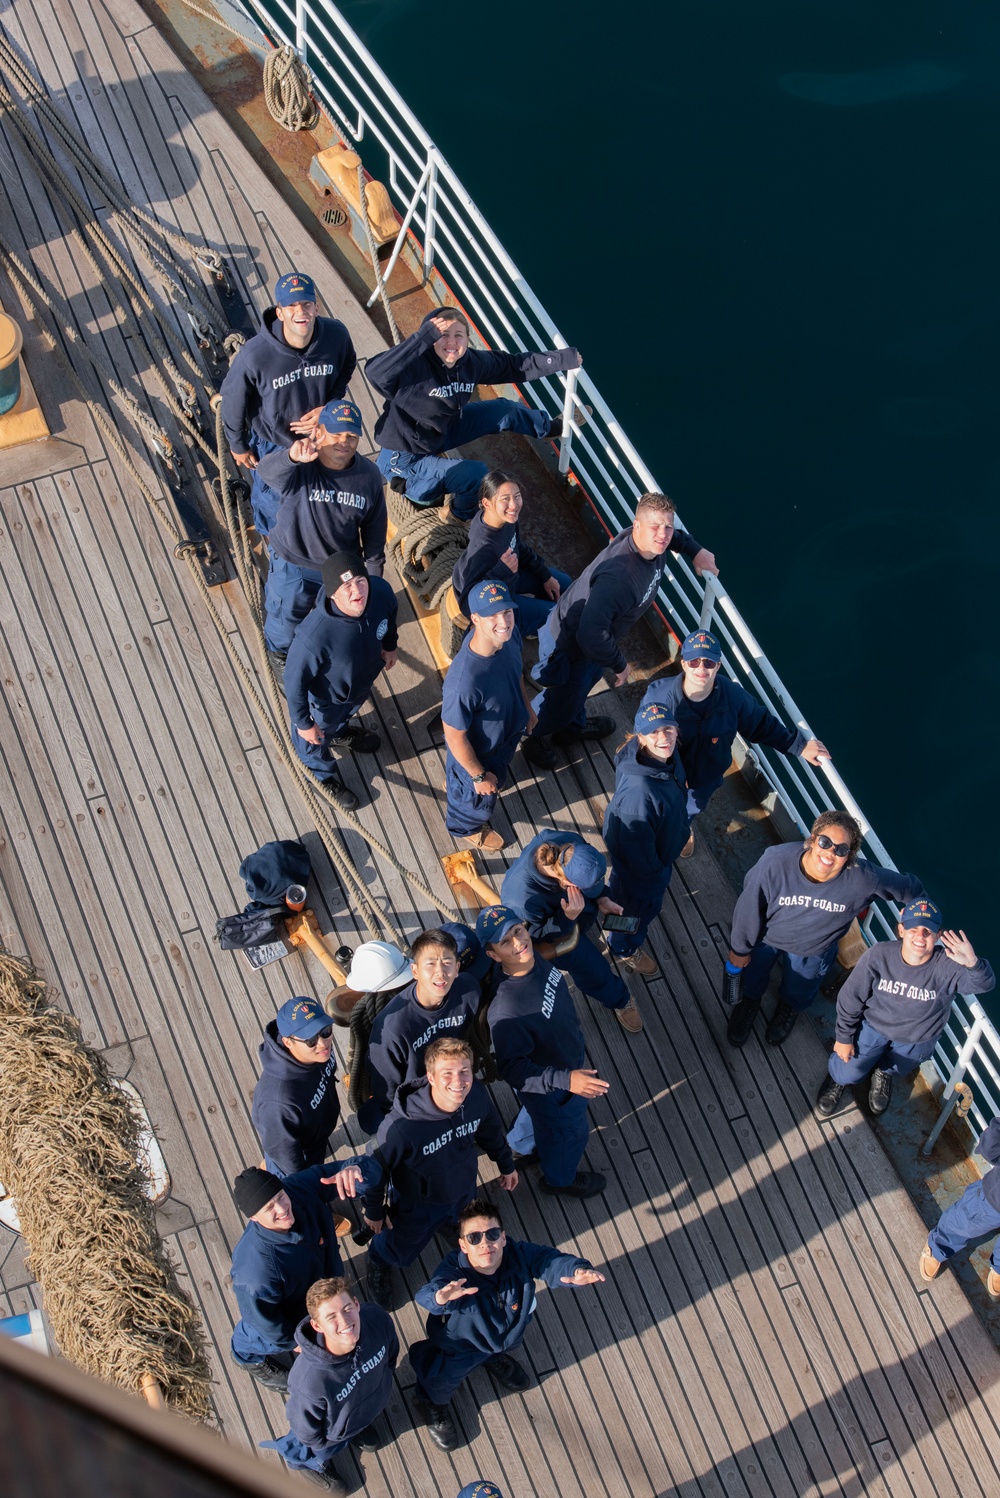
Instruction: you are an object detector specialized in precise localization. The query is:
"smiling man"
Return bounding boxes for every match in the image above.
[362,1038,517,1311]
[816,900,994,1118]
[522,492,719,770]
[726,810,926,1049]
[441,578,535,852]
[220,271,357,536]
[366,308,582,518]
[252,996,341,1178]
[407,1198,604,1451]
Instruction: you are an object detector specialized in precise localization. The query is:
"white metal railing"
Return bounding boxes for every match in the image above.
[229,0,999,1149]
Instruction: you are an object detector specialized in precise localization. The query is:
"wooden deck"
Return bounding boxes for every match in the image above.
[1,1,999,1493]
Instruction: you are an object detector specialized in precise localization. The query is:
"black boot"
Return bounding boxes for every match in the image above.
[414,1396,459,1451]
[815,1075,846,1118]
[765,1001,798,1046]
[727,996,761,1048]
[868,1067,893,1115]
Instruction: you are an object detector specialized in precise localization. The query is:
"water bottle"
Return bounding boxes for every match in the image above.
[722,959,743,1007]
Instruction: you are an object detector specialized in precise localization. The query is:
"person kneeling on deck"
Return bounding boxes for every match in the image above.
[501,830,642,1033]
[726,811,926,1050]
[362,1037,517,1312]
[366,308,582,519]
[479,905,610,1201]
[451,471,572,638]
[365,926,483,1121]
[284,551,398,811]
[521,493,718,771]
[640,629,829,857]
[816,900,994,1119]
[602,704,690,978]
[229,1157,379,1394]
[220,271,356,537]
[921,1117,1000,1295]
[252,997,343,1179]
[257,400,387,677]
[408,1197,605,1452]
[260,1277,399,1496]
[441,579,534,853]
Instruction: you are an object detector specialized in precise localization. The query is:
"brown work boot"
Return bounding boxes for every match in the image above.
[988,1270,1000,1298]
[919,1243,943,1281]
[679,831,695,858]
[462,826,505,852]
[334,1215,352,1238]
[614,996,643,1033]
[618,946,658,976]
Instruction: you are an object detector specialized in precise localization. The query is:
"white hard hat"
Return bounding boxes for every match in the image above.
[346,941,410,993]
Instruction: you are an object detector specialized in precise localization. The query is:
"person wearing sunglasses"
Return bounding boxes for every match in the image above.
[726,811,926,1048]
[639,629,829,855]
[252,996,342,1179]
[408,1197,605,1451]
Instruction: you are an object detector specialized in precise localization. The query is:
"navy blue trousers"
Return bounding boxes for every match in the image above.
[561,921,629,1010]
[528,618,604,739]
[928,1180,1000,1271]
[828,1020,937,1085]
[368,1193,471,1270]
[445,751,518,837]
[292,692,368,778]
[604,874,669,959]
[264,553,324,653]
[409,1329,526,1405]
[519,1088,589,1188]
[377,400,552,520]
[249,436,283,536]
[742,939,840,1012]
[510,567,572,638]
[231,1320,296,1364]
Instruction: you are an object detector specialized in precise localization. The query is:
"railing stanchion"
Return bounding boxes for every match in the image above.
[923,1016,985,1155]
[422,150,438,279]
[558,368,578,476]
[294,0,306,60]
[698,573,718,631]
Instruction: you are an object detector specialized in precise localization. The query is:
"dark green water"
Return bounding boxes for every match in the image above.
[340,0,998,957]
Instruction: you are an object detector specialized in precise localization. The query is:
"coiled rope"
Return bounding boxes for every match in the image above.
[263,44,319,133]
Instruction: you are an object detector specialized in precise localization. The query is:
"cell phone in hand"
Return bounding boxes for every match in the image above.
[602,913,640,934]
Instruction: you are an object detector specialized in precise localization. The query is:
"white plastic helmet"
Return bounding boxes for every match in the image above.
[345,941,410,993]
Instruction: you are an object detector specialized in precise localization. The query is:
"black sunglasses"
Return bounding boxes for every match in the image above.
[815,834,851,859]
[298,1025,333,1048]
[462,1226,503,1246]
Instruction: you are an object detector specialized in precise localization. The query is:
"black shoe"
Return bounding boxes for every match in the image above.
[414,1396,459,1451]
[351,1422,380,1452]
[298,1464,348,1495]
[488,1352,530,1391]
[766,1001,798,1047]
[317,776,359,812]
[329,722,381,754]
[389,476,407,495]
[540,1170,606,1199]
[366,1253,394,1310]
[266,650,287,691]
[513,1149,539,1168]
[521,734,557,770]
[815,1075,846,1119]
[868,1067,893,1115]
[551,715,616,745]
[727,996,761,1048]
[234,1352,290,1393]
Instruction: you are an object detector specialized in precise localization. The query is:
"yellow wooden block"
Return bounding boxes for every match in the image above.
[0,361,50,448]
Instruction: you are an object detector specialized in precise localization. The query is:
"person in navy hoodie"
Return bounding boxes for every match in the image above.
[480,905,609,1201]
[362,1037,516,1311]
[408,1197,604,1452]
[441,579,533,852]
[252,996,341,1178]
[500,829,641,1034]
[228,1157,379,1394]
[366,927,482,1118]
[256,399,387,664]
[601,702,690,978]
[727,810,925,1050]
[284,550,398,809]
[921,1118,1000,1296]
[451,471,571,636]
[261,1276,398,1495]
[220,271,356,536]
[366,308,582,518]
[522,493,718,770]
[641,629,829,855]
[817,899,994,1119]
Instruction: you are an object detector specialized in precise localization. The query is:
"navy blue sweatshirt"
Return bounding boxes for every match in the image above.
[641,674,807,798]
[602,739,690,904]
[367,311,579,455]
[252,1021,341,1177]
[835,940,995,1046]
[258,448,387,575]
[977,1119,1000,1211]
[501,830,605,943]
[230,1158,381,1352]
[221,311,356,454]
[285,576,398,730]
[451,512,552,616]
[366,974,482,1115]
[362,1078,513,1218]
[544,526,704,675]
[415,1239,592,1357]
[730,844,925,959]
[285,1308,398,1458]
[488,958,585,1096]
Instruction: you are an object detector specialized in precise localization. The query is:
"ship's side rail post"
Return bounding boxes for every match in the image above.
[558,366,579,476]
[923,1014,987,1156]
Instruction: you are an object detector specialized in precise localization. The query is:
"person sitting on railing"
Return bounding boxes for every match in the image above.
[521,493,718,771]
[921,1116,1000,1296]
[816,899,994,1119]
[366,308,581,519]
[640,629,829,857]
[451,471,572,637]
[725,811,926,1050]
[220,271,357,536]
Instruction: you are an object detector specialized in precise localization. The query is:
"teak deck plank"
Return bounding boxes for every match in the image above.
[1,0,999,1493]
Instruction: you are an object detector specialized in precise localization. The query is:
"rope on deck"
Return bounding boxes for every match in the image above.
[263,45,319,133]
